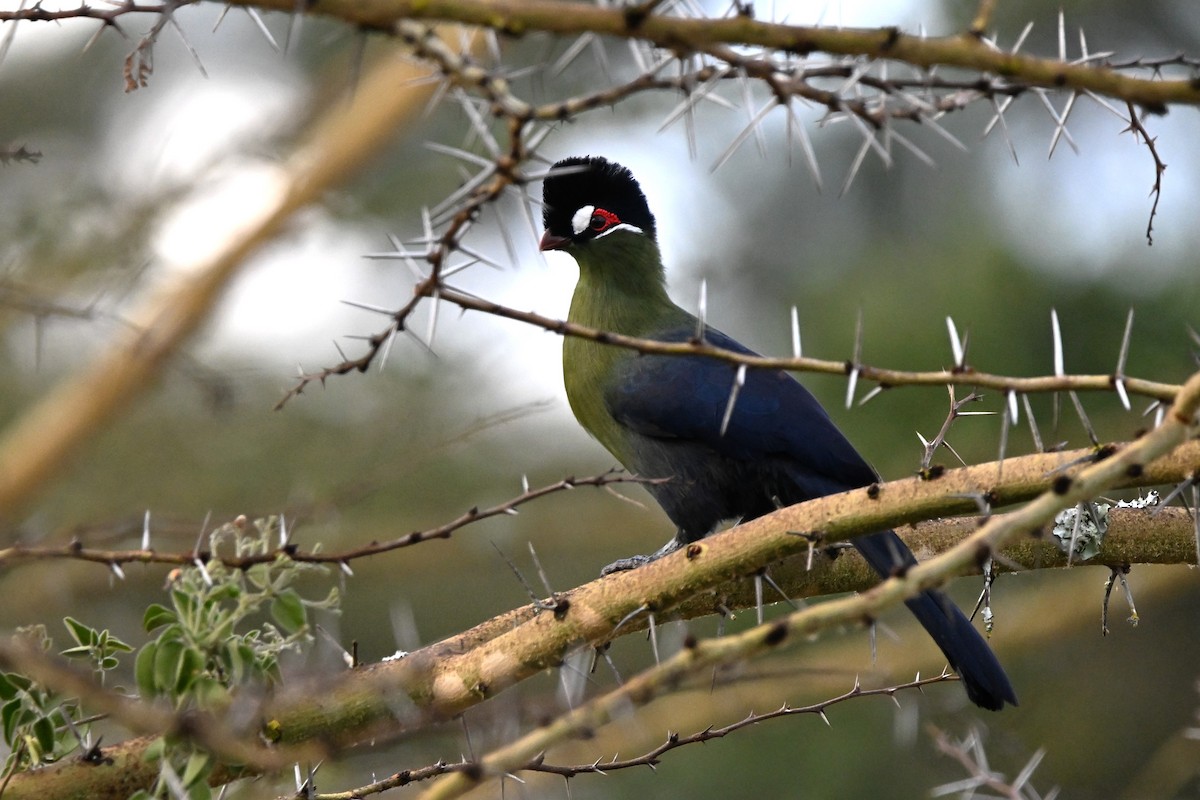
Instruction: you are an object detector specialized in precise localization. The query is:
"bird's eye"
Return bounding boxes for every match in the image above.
[588,208,620,233]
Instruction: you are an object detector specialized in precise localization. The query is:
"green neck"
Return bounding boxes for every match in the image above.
[566,234,684,336]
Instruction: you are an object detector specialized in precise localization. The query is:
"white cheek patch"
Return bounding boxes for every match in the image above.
[571,205,595,235]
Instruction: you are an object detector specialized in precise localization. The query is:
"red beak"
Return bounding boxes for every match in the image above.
[539,231,571,251]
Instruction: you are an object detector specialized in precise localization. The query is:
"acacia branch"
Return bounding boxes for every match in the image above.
[414,369,1200,799]
[0,472,658,574]
[215,1,1200,110]
[290,673,958,799]
[302,282,1179,403]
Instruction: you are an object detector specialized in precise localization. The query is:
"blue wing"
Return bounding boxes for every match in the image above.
[604,325,878,500]
[601,324,1016,710]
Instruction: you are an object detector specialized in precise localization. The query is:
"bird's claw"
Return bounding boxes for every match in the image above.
[600,554,652,575]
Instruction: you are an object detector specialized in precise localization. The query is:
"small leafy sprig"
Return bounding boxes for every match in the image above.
[130,516,339,800]
[0,620,132,777]
[134,516,338,712]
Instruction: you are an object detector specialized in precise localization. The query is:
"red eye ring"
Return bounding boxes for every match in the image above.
[589,208,620,232]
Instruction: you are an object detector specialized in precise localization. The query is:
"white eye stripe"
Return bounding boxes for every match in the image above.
[571,205,595,235]
[594,222,644,239]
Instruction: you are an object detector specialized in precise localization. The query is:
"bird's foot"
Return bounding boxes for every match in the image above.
[599,538,682,576]
[600,554,652,575]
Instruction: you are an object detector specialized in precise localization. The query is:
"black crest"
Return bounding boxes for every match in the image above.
[542,156,657,242]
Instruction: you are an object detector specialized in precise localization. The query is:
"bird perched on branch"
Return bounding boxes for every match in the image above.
[540,155,1016,710]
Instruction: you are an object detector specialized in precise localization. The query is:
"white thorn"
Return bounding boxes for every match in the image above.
[845,367,859,409]
[790,306,802,358]
[1012,21,1034,53]
[142,510,151,551]
[426,287,441,349]
[720,364,747,436]
[1115,379,1130,412]
[1115,307,1135,379]
[1051,308,1064,376]
[946,316,964,366]
[1057,10,1066,62]
[858,385,884,406]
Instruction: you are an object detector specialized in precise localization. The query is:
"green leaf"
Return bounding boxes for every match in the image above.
[221,641,245,684]
[142,736,165,763]
[175,647,204,695]
[270,590,306,635]
[62,617,97,648]
[135,643,159,697]
[191,677,228,710]
[152,640,185,696]
[31,715,55,757]
[182,750,212,787]
[58,646,94,660]
[102,635,134,654]
[0,674,18,702]
[2,699,23,744]
[142,604,176,632]
[239,643,262,680]
[207,583,240,604]
[171,589,196,622]
[246,563,270,590]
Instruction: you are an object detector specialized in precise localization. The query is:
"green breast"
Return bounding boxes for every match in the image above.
[559,232,688,463]
[563,291,639,464]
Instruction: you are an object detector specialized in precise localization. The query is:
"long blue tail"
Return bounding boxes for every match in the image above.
[855,530,1017,710]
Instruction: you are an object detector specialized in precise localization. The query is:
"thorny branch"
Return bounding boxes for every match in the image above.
[1123,100,1168,246]
[0,471,659,572]
[3,436,1197,798]
[243,12,1189,408]
[4,2,1191,404]
[411,369,1200,800]
[8,1,1200,110]
[0,144,42,164]
[919,387,985,473]
[282,283,1183,410]
[930,725,1056,800]
[286,673,958,799]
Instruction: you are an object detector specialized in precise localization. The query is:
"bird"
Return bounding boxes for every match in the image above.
[539,155,1017,711]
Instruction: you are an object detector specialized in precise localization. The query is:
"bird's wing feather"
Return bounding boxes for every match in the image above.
[604,326,878,494]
